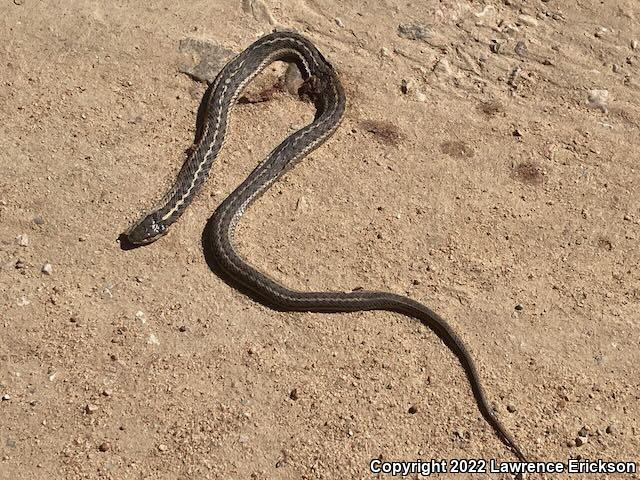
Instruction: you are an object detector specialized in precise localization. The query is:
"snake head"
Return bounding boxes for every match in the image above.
[123,213,167,245]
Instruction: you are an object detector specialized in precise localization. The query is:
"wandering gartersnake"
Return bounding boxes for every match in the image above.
[122,31,527,463]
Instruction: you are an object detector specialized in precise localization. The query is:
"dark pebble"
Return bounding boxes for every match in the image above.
[398,23,431,41]
[408,405,418,414]
[515,41,527,56]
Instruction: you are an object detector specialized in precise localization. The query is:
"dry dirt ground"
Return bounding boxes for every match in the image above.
[1,1,639,479]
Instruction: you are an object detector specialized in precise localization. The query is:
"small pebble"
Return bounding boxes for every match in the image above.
[433,57,453,76]
[586,89,609,112]
[135,310,146,323]
[85,404,98,414]
[380,46,392,58]
[400,79,411,94]
[102,389,113,397]
[594,27,607,38]
[517,14,539,27]
[632,39,638,50]
[33,216,45,225]
[157,443,168,452]
[566,439,576,448]
[17,297,30,307]
[1,394,11,401]
[408,405,418,414]
[16,234,29,247]
[295,196,308,212]
[289,388,299,400]
[334,17,344,28]
[515,40,527,56]
[507,404,517,413]
[606,424,616,434]
[575,435,588,447]
[398,23,431,41]
[98,442,111,452]
[147,334,160,345]
[578,426,589,437]
[41,263,53,275]
[515,303,524,311]
[178,325,187,332]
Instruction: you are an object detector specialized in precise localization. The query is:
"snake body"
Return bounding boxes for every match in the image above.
[123,31,527,462]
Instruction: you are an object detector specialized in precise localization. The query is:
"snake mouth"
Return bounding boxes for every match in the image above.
[117,233,142,251]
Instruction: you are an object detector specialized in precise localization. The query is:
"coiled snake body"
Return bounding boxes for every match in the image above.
[123,31,527,462]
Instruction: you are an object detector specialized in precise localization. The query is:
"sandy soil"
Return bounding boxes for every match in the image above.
[1,1,639,479]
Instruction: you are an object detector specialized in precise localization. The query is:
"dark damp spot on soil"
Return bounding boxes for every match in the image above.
[478,100,505,117]
[237,84,283,104]
[358,119,403,146]
[440,140,474,159]
[597,236,613,251]
[512,161,546,185]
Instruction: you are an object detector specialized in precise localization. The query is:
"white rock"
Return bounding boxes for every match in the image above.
[517,14,539,27]
[433,57,453,76]
[17,297,30,307]
[135,310,146,324]
[16,234,29,247]
[586,89,609,112]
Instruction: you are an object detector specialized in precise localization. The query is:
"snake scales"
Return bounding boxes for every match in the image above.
[122,31,527,463]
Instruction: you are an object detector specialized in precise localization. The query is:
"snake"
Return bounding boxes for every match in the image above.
[122,31,528,463]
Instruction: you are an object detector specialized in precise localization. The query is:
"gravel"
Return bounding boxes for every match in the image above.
[16,234,29,247]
